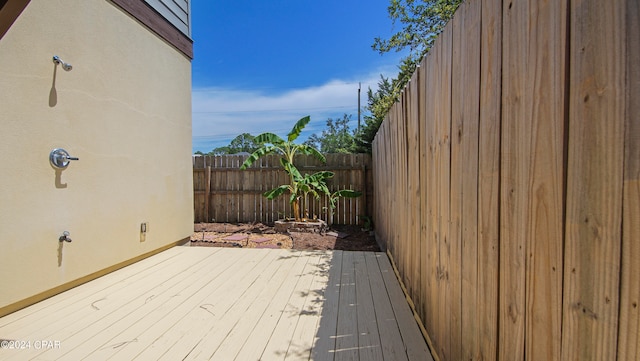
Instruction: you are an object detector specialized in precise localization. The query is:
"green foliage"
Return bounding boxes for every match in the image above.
[239,116,361,222]
[241,116,325,171]
[321,188,363,225]
[263,184,290,200]
[373,0,462,64]
[357,0,462,153]
[239,116,325,221]
[293,168,335,206]
[229,133,260,152]
[359,215,374,231]
[328,189,362,210]
[207,133,260,156]
[304,114,356,154]
[261,157,345,222]
[354,75,396,153]
[287,115,312,142]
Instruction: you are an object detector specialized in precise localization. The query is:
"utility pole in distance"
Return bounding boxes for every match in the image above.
[357,82,361,132]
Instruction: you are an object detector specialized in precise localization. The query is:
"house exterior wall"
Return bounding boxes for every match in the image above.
[110,0,192,58]
[0,0,193,314]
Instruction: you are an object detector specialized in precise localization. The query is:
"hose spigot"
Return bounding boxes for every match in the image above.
[59,231,72,242]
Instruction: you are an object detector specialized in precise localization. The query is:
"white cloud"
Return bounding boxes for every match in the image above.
[192,65,398,153]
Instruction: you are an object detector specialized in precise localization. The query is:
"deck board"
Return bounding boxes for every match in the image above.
[184,250,311,360]
[136,248,282,361]
[151,248,285,361]
[377,253,432,361]
[51,249,223,352]
[284,252,333,360]
[0,247,433,361]
[77,248,260,360]
[365,252,410,361]
[0,247,191,332]
[334,251,359,361]
[250,253,324,360]
[205,251,313,360]
[117,246,272,360]
[311,250,343,361]
[354,252,384,361]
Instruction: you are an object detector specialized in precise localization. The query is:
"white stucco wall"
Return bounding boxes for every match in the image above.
[0,0,193,313]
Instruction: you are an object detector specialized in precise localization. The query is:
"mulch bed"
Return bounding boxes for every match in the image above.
[190,222,381,252]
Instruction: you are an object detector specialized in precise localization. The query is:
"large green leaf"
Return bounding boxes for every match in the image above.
[317,183,331,197]
[298,183,312,194]
[298,144,326,163]
[240,145,275,170]
[263,185,290,200]
[328,189,362,209]
[333,189,362,198]
[309,171,334,181]
[287,115,311,142]
[300,171,332,197]
[254,132,285,146]
[280,158,302,180]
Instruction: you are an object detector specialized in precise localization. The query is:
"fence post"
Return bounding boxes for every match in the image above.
[204,164,211,223]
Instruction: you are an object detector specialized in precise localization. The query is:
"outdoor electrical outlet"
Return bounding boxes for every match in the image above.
[140,222,148,242]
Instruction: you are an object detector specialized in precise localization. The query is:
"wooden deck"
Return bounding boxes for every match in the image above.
[0,246,432,360]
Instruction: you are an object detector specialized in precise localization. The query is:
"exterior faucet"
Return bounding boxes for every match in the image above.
[59,231,72,242]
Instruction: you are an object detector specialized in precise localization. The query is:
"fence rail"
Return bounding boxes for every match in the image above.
[372,0,638,360]
[193,154,372,225]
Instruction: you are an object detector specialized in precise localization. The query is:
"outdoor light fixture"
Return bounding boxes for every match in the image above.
[52,55,72,71]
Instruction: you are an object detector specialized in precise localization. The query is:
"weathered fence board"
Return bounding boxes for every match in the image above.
[193,154,372,225]
[618,2,640,360]
[417,50,430,348]
[500,1,528,357]
[407,60,421,330]
[453,2,481,359]
[477,0,502,359]
[436,24,453,361]
[501,0,568,360]
[418,43,437,355]
[524,3,567,360]
[562,0,626,360]
[372,0,638,360]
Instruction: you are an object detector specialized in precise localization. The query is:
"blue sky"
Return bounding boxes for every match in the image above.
[191,0,406,153]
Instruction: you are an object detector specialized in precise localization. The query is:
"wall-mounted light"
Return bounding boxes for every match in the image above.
[52,55,72,71]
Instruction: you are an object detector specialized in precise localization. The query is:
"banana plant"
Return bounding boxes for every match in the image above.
[262,159,333,220]
[240,116,325,221]
[263,159,361,224]
[324,188,362,225]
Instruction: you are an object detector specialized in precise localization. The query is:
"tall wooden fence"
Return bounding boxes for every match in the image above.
[372,0,638,360]
[193,154,372,225]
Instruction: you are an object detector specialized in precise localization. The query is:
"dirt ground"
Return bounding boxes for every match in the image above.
[190,222,381,252]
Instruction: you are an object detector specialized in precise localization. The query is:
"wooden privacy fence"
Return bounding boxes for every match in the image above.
[372,0,638,360]
[193,154,372,225]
